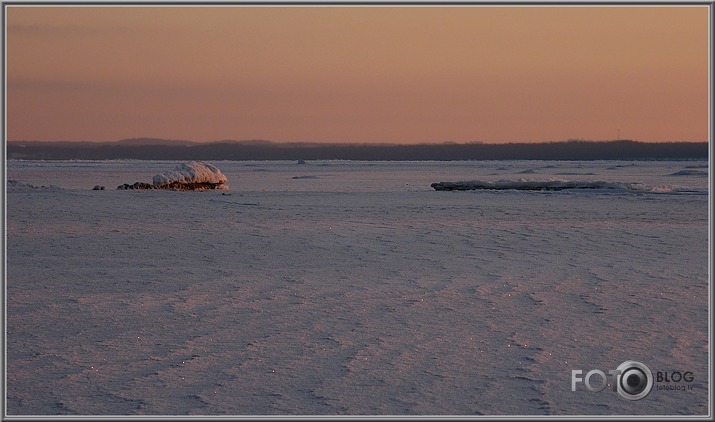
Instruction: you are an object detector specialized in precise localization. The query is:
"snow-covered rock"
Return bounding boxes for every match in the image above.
[116,161,229,190]
[152,161,228,190]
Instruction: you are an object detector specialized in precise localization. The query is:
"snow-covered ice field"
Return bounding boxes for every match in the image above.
[5,159,710,416]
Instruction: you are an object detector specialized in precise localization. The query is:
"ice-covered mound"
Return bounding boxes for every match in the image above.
[431,179,706,194]
[432,180,608,191]
[117,161,229,190]
[152,161,228,189]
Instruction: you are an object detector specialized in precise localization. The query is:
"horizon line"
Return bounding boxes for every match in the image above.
[6,138,710,146]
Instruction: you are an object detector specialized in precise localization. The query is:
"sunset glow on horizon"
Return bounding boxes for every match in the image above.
[5,4,711,144]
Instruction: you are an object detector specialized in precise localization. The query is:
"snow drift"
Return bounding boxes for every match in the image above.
[7,179,63,192]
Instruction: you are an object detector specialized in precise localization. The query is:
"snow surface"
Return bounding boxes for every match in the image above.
[5,160,710,416]
[152,161,228,188]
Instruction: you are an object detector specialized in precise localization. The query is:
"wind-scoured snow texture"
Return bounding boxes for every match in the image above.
[152,161,228,190]
[6,160,709,416]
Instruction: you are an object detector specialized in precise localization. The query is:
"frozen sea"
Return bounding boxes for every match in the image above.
[5,159,711,416]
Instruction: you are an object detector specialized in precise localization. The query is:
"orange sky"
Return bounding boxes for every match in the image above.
[5,5,711,143]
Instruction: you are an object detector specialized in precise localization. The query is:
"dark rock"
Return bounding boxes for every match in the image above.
[117,182,153,190]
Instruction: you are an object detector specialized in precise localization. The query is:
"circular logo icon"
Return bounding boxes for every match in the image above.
[616,360,653,400]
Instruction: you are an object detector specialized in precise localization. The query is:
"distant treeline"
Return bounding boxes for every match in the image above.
[6,139,709,161]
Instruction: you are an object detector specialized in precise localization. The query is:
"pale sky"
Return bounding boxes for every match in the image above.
[5,4,711,143]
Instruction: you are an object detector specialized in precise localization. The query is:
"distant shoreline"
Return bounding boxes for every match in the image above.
[6,139,709,161]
